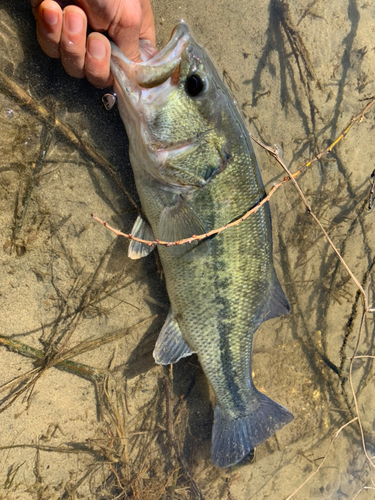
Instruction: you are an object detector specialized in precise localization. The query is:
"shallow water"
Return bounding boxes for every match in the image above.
[1,1,375,499]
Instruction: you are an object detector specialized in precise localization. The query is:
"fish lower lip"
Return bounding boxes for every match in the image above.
[110,23,190,89]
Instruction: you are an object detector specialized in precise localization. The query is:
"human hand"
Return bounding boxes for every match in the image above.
[31,0,155,88]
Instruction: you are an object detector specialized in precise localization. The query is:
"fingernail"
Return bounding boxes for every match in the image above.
[88,39,106,60]
[41,7,58,27]
[65,12,84,34]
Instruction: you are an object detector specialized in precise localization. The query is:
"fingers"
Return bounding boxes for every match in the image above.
[34,1,111,86]
[85,34,112,87]
[34,0,62,58]
[33,0,156,86]
[107,0,143,62]
[35,1,87,78]
[60,5,87,78]
[102,0,155,62]
[139,0,155,45]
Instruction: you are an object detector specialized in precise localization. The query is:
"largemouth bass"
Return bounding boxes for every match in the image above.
[110,22,293,468]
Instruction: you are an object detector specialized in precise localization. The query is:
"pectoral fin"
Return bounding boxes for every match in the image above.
[159,195,209,259]
[153,310,196,364]
[128,215,156,260]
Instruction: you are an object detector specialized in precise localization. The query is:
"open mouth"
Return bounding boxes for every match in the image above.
[110,22,190,89]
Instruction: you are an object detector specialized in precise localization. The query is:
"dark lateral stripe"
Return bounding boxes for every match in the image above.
[212,239,248,414]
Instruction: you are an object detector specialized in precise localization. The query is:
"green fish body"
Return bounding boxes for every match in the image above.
[110,22,293,467]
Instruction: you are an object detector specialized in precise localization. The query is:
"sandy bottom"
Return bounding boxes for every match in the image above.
[1,0,375,498]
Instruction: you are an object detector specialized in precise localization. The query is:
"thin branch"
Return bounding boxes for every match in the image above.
[92,97,375,481]
[259,137,367,306]
[285,418,358,500]
[92,98,375,249]
[92,179,287,247]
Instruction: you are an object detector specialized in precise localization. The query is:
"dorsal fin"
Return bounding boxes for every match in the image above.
[262,273,291,322]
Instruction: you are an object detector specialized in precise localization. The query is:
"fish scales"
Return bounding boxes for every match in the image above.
[110,22,293,467]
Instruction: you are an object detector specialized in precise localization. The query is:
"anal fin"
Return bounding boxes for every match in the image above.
[153,310,196,364]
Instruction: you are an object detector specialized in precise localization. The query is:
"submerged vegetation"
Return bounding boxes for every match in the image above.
[1,1,375,498]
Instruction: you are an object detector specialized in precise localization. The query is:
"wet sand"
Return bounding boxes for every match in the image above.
[1,0,375,498]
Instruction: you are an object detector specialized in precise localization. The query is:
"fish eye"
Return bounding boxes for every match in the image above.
[185,73,206,97]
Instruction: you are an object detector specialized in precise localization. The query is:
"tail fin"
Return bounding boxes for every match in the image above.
[211,391,293,468]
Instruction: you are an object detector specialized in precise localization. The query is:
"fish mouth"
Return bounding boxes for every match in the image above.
[110,22,196,187]
[110,22,190,89]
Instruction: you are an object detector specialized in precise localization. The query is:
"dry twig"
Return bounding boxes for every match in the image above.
[285,418,358,500]
[92,98,375,249]
[92,98,375,496]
